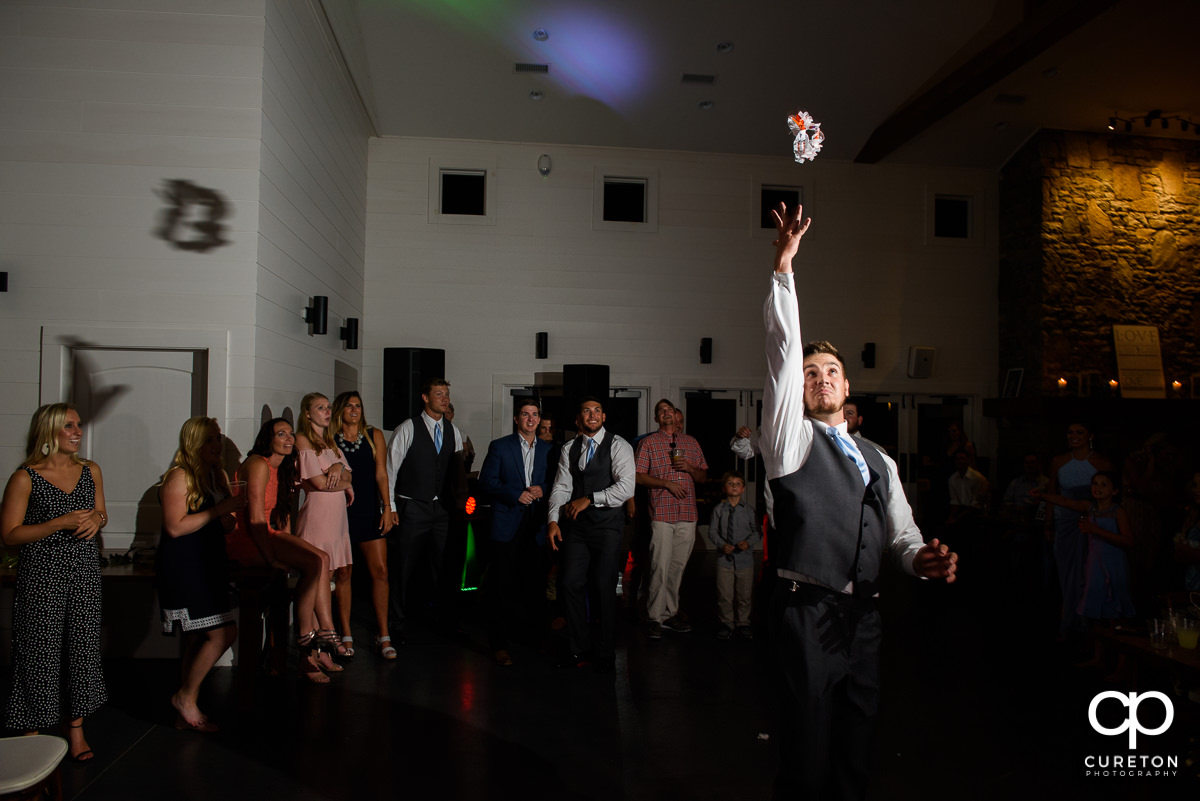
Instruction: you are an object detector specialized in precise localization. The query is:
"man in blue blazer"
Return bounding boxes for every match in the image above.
[477,397,554,666]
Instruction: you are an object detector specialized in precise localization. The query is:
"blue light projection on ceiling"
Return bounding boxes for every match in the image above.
[398,0,654,110]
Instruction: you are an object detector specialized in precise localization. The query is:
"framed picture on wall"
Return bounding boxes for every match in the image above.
[1002,368,1023,398]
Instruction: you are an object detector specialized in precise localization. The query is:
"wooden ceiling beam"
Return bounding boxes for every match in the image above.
[854,0,1121,164]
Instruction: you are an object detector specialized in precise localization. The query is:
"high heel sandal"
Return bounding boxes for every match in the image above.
[66,720,95,762]
[318,629,349,657]
[314,629,345,672]
[375,635,397,661]
[297,631,330,685]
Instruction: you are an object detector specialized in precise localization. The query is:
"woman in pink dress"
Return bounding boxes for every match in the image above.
[295,393,353,663]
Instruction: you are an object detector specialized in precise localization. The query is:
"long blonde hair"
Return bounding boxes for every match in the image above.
[22,403,90,468]
[297,393,337,456]
[167,416,228,511]
[331,391,376,456]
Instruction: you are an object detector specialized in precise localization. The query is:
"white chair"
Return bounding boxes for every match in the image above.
[0,735,68,801]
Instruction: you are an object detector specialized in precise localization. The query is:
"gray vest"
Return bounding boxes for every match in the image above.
[566,434,624,532]
[768,428,890,596]
[395,416,453,503]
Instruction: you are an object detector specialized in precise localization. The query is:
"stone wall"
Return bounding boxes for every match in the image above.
[999,129,1200,397]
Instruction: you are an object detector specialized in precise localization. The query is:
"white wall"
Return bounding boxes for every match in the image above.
[253,0,371,433]
[0,0,267,469]
[363,138,999,444]
[0,0,371,472]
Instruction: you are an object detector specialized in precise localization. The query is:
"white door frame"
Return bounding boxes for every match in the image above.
[40,324,229,424]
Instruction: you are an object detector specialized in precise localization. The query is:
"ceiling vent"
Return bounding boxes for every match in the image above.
[515,62,550,74]
[993,93,1026,105]
[681,73,717,85]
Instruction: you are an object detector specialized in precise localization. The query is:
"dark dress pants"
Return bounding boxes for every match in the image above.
[486,510,547,651]
[769,581,881,801]
[386,498,448,635]
[561,521,622,659]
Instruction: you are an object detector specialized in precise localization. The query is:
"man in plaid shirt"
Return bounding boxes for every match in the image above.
[635,399,708,639]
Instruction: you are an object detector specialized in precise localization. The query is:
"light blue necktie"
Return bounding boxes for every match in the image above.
[827,427,869,486]
[586,437,596,464]
[434,421,443,454]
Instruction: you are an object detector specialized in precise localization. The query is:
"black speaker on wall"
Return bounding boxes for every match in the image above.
[383,347,446,430]
[563,364,609,411]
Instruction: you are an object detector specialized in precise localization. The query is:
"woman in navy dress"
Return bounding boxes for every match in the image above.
[1,403,108,762]
[331,391,396,658]
[157,416,245,732]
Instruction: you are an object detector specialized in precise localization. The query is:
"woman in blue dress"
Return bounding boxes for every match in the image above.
[1036,471,1134,673]
[1045,421,1112,636]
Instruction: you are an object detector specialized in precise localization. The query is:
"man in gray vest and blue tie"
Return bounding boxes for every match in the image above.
[763,203,958,800]
[547,397,635,673]
[385,378,465,645]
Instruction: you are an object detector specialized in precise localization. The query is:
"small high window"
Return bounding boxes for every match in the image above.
[439,169,487,216]
[602,178,647,223]
[760,185,803,228]
[934,195,971,239]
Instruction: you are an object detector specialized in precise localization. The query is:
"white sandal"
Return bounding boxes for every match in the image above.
[340,635,355,657]
[375,635,397,660]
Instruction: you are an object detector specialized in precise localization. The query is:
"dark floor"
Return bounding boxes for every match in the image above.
[7,544,1199,801]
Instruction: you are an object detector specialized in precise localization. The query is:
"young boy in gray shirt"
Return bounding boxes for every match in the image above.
[707,472,761,639]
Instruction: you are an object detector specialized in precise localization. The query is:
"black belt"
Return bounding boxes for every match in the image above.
[776,578,876,653]
[776,577,877,612]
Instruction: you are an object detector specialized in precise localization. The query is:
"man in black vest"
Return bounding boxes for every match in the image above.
[384,378,465,644]
[763,203,958,801]
[547,397,635,673]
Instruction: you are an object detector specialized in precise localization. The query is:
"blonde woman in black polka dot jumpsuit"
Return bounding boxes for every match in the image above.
[1,403,108,762]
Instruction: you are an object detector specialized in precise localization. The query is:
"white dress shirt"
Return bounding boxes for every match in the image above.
[385,411,465,511]
[547,427,635,524]
[760,272,924,576]
[518,433,537,488]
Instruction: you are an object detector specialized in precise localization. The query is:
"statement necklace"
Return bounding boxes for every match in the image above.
[336,431,364,453]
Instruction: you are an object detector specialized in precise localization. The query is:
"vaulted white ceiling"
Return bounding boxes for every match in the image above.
[330,0,1200,169]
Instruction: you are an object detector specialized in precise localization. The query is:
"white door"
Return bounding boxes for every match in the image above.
[72,348,207,551]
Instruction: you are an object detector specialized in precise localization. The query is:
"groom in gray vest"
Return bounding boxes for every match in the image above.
[763,202,958,801]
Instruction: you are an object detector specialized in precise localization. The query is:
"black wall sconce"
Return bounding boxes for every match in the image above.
[699,337,713,364]
[340,317,359,350]
[535,331,548,359]
[305,296,328,335]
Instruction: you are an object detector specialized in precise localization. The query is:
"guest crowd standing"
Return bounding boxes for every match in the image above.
[548,397,636,672]
[385,379,465,643]
[1045,421,1112,636]
[707,472,760,640]
[1,404,108,761]
[331,391,395,659]
[294,393,353,667]
[477,398,553,666]
[635,399,708,639]
[157,416,243,732]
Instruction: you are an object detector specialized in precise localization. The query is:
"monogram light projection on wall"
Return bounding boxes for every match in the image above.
[155,179,231,253]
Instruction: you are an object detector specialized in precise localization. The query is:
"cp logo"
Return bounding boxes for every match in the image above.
[1088,691,1174,749]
